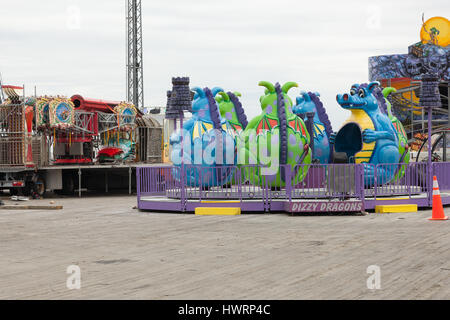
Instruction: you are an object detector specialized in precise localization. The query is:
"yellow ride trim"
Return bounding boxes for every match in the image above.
[375,204,418,213]
[195,207,241,216]
[343,109,375,164]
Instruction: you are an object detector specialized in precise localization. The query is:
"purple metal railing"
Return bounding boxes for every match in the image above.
[433,162,450,192]
[137,162,450,211]
[369,162,429,198]
[292,163,364,199]
[137,166,181,197]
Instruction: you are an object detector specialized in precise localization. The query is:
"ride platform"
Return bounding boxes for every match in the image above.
[137,162,450,213]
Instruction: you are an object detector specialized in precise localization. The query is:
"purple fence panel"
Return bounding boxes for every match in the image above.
[365,162,428,199]
[292,163,361,199]
[433,162,450,192]
[302,165,327,189]
[138,166,181,196]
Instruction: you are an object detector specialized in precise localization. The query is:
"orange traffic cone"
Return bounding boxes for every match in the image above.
[429,176,448,221]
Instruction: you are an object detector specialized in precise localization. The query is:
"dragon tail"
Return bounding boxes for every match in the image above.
[227,92,248,129]
[204,87,222,130]
[275,83,287,166]
[308,92,333,138]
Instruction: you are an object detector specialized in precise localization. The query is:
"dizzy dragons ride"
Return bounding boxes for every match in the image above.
[169,80,411,189]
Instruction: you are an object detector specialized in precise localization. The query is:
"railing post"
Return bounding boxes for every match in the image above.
[198,166,202,202]
[264,166,269,213]
[373,164,377,200]
[136,167,141,203]
[358,164,365,209]
[129,166,132,195]
[180,165,186,212]
[407,164,411,199]
[285,164,292,204]
[237,166,242,203]
[428,162,434,207]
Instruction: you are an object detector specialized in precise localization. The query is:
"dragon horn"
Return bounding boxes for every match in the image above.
[382,87,397,98]
[301,91,310,102]
[192,87,205,99]
[212,87,224,97]
[296,96,305,105]
[258,81,275,93]
[367,81,380,92]
[282,82,298,94]
[218,92,230,102]
[233,92,242,97]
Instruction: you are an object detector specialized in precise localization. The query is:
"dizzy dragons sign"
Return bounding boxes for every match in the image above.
[286,201,363,213]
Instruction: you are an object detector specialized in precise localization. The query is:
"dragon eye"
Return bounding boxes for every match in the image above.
[350,89,356,95]
[358,89,365,98]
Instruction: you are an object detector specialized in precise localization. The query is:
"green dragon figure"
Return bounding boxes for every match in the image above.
[238,81,312,187]
[216,91,248,135]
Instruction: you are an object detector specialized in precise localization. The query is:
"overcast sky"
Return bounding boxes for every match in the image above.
[0,0,448,128]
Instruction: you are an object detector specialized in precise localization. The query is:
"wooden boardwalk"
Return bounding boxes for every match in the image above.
[0,195,449,299]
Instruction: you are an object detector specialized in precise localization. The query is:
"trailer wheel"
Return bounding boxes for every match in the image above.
[34,176,46,197]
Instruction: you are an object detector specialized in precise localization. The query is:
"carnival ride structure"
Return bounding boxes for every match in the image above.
[0,84,163,196]
[137,71,450,213]
[32,94,139,165]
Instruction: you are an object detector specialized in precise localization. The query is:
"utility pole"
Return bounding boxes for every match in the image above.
[126,0,144,111]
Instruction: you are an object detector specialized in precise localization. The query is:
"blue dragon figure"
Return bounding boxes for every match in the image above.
[334,81,400,186]
[170,87,236,188]
[292,92,333,164]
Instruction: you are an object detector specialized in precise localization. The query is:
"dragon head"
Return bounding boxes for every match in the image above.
[191,87,223,129]
[216,91,241,123]
[336,81,380,112]
[293,91,321,121]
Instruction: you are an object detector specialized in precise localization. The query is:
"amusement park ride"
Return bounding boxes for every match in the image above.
[0,84,163,196]
[1,11,449,214]
[136,16,450,214]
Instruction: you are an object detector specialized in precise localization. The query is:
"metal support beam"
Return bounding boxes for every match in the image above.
[105,171,109,193]
[126,0,144,111]
[78,168,82,198]
[129,166,132,195]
